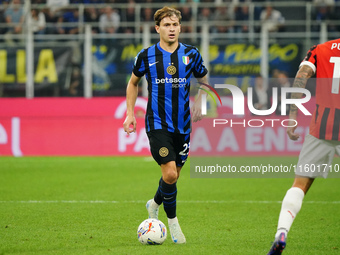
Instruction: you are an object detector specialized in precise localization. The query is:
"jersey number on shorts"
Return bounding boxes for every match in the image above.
[179,142,190,156]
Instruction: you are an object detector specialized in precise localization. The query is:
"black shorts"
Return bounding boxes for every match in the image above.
[147,130,190,167]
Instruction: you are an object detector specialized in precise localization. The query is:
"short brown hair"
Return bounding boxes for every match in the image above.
[154,6,182,26]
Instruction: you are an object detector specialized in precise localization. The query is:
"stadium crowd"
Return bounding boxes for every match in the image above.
[0,0,340,39]
[0,0,339,97]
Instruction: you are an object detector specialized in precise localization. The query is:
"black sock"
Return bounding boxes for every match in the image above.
[160,179,177,219]
[153,177,162,205]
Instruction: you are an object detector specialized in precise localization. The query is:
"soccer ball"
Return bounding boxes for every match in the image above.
[137,219,167,245]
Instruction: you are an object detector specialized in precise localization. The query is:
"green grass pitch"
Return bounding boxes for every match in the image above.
[0,156,339,255]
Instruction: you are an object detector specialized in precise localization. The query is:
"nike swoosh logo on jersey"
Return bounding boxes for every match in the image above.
[149,61,159,67]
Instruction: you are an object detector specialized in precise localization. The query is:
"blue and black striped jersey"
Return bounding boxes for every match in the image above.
[133,42,208,134]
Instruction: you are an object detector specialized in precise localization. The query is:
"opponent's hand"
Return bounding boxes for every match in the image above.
[287,125,300,141]
[123,115,137,135]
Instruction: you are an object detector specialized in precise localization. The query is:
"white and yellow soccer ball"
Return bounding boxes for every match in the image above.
[137,219,167,245]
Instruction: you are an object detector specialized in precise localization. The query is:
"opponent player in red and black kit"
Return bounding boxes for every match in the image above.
[268,39,340,254]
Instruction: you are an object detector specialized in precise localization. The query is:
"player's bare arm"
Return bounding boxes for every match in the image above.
[192,76,209,122]
[287,65,314,140]
[123,73,141,134]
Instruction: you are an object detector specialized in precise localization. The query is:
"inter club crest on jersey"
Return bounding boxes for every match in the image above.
[182,56,190,65]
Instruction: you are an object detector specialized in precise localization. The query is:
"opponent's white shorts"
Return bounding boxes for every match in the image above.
[295,134,340,178]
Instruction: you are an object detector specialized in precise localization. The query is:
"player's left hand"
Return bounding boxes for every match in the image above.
[191,98,203,122]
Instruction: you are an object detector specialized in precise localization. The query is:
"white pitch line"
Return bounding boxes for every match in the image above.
[143,157,154,162]
[0,200,340,204]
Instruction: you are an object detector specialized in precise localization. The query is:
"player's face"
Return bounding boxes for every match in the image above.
[156,15,181,44]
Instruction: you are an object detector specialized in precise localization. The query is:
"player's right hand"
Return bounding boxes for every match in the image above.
[123,115,137,135]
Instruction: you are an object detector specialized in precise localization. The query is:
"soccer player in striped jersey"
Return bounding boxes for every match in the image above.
[123,6,209,244]
[268,39,340,254]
